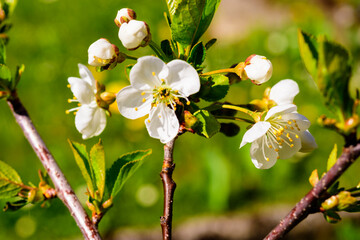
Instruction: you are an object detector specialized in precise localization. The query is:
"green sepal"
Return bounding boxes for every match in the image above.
[0,64,11,91]
[0,38,5,65]
[90,139,106,201]
[0,160,22,199]
[193,109,221,138]
[197,74,229,101]
[105,149,152,199]
[323,210,341,224]
[187,41,206,69]
[327,144,337,171]
[68,140,95,198]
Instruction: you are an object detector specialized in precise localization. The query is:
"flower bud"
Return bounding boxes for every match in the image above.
[102,198,113,209]
[337,191,357,211]
[321,195,339,210]
[118,20,151,50]
[100,92,116,106]
[114,8,136,27]
[243,55,272,85]
[88,39,118,67]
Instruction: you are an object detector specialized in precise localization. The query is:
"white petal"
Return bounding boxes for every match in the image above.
[78,64,96,90]
[166,60,200,96]
[299,130,317,152]
[269,79,299,105]
[118,20,148,49]
[244,55,273,84]
[265,104,297,121]
[116,86,152,119]
[145,104,179,143]
[68,77,95,104]
[88,39,115,66]
[250,137,278,169]
[240,121,271,148]
[282,112,311,130]
[75,105,106,139]
[277,132,302,159]
[129,56,169,91]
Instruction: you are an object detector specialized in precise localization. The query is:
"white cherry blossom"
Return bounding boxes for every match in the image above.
[88,39,117,67]
[244,55,273,85]
[240,104,314,169]
[118,20,150,50]
[114,8,136,26]
[116,56,200,143]
[67,64,106,139]
[269,79,317,153]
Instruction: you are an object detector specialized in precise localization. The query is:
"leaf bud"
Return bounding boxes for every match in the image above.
[321,195,339,210]
[100,92,116,106]
[114,8,136,27]
[86,201,96,212]
[184,110,198,129]
[337,191,357,211]
[102,198,113,209]
[118,20,151,50]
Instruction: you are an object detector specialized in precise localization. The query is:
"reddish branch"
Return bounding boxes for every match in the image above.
[264,142,360,240]
[160,139,176,240]
[7,93,102,240]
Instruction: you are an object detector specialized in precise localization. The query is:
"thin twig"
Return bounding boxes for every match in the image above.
[160,138,176,240]
[7,93,102,240]
[264,142,360,240]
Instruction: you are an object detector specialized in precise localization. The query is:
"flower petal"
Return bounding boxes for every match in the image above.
[277,132,302,159]
[145,104,179,143]
[129,56,169,90]
[250,137,278,169]
[265,104,297,121]
[75,105,106,139]
[78,64,96,90]
[299,130,317,152]
[166,59,200,96]
[240,121,271,148]
[68,77,95,104]
[116,86,152,119]
[269,79,299,105]
[282,112,311,130]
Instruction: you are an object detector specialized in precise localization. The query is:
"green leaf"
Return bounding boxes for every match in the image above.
[0,39,5,65]
[0,160,22,199]
[106,149,152,198]
[327,144,337,171]
[161,40,174,59]
[167,0,221,48]
[0,64,11,90]
[323,210,341,224]
[3,199,27,212]
[198,74,229,101]
[68,140,95,197]
[205,38,216,50]
[187,41,206,68]
[317,36,353,118]
[90,139,105,201]
[298,30,318,79]
[12,64,24,89]
[220,122,240,137]
[193,109,220,138]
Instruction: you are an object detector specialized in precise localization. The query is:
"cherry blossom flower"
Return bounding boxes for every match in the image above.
[114,8,136,27]
[244,54,273,84]
[240,104,315,169]
[88,39,117,67]
[116,56,200,143]
[118,20,150,50]
[67,64,106,139]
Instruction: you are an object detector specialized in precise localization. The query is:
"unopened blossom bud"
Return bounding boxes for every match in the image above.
[102,198,113,209]
[88,39,118,67]
[337,191,357,210]
[244,54,273,85]
[100,92,116,105]
[114,8,136,27]
[118,20,151,50]
[321,196,339,210]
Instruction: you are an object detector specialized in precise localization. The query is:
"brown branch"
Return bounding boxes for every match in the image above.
[160,138,176,240]
[7,93,102,240]
[264,142,360,240]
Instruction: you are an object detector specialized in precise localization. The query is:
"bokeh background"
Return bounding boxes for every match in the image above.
[0,0,360,239]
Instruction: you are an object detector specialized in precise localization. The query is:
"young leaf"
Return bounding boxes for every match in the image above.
[298,30,318,79]
[0,39,6,65]
[187,42,206,68]
[327,144,337,171]
[161,40,174,59]
[0,160,22,199]
[106,149,152,199]
[0,64,11,90]
[193,109,221,138]
[68,140,95,197]
[90,139,106,201]
[198,74,229,101]
[317,36,353,118]
[205,38,217,50]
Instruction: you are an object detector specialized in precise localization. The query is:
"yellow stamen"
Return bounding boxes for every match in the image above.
[295,134,299,138]
[275,148,279,152]
[147,119,150,123]
[73,97,77,100]
[277,156,280,159]
[290,144,294,148]
[65,110,70,114]
[67,99,72,103]
[152,72,156,76]
[141,92,145,96]
[268,145,273,148]
[284,125,288,129]
[186,101,190,105]
[135,107,138,111]
[142,98,146,102]
[67,84,71,88]
[288,121,292,125]
[77,103,81,107]
[158,115,161,118]
[278,115,282,120]
[73,112,76,115]
[266,157,269,162]
[161,79,165,82]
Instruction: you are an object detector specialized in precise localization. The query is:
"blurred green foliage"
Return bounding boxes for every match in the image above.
[0,0,359,239]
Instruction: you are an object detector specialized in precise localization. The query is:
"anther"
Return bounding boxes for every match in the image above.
[152,72,156,76]
[73,112,77,115]
[288,121,292,125]
[186,101,190,105]
[147,119,151,123]
[268,145,273,148]
[266,157,270,162]
[77,103,81,107]
[295,134,299,138]
[290,144,294,148]
[142,98,146,102]
[158,115,161,118]
[67,84,71,88]
[277,156,280,159]
[275,148,279,152]
[278,115,282,120]
[141,92,145,96]
[135,107,138,111]
[67,99,72,103]
[65,110,70,114]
